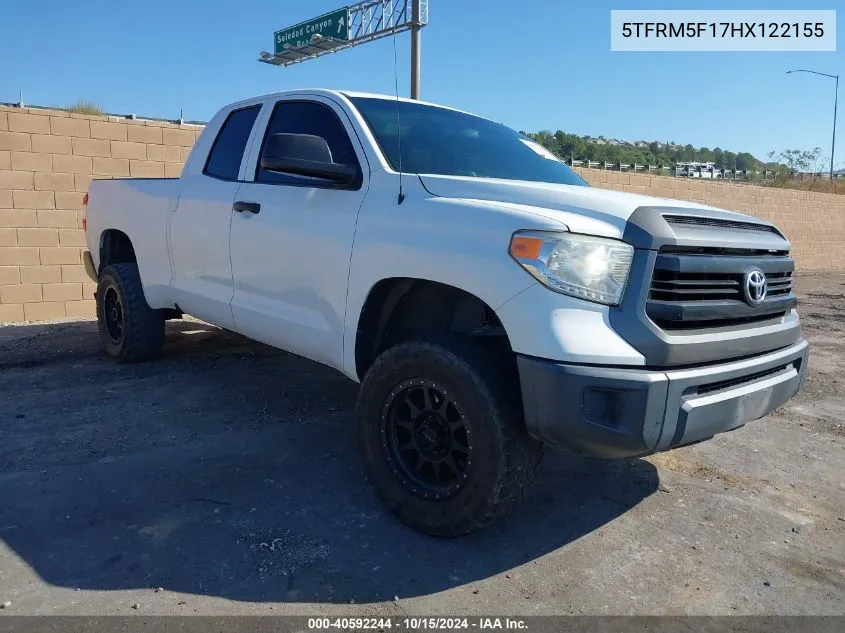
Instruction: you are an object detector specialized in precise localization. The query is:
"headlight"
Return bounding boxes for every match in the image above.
[509,231,634,306]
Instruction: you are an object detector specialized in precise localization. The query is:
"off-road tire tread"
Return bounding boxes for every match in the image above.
[97,263,164,363]
[357,337,543,537]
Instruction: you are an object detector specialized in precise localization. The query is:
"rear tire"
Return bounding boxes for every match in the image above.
[96,263,165,363]
[356,338,542,537]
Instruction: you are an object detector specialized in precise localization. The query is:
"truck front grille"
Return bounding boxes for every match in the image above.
[646,250,796,331]
[651,270,794,301]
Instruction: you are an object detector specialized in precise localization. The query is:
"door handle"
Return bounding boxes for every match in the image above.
[233,201,261,214]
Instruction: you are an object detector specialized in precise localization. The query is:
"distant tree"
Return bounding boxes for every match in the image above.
[766,148,825,184]
[735,152,757,171]
[767,148,824,174]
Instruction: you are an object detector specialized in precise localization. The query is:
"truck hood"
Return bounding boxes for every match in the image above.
[418,174,765,242]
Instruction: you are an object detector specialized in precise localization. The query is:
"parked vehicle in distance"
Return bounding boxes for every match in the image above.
[83,90,808,536]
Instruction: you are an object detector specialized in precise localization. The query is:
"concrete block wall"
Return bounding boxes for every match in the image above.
[1,103,844,322]
[0,105,202,322]
[573,168,845,271]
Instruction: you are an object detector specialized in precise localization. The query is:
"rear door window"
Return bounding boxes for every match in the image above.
[204,105,261,181]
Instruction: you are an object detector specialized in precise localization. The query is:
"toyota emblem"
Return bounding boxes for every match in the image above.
[743,268,767,306]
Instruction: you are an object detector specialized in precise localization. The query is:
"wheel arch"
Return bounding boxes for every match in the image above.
[353,277,513,381]
[98,229,137,273]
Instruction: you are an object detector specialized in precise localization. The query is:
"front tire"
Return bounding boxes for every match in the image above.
[356,338,542,537]
[96,263,165,363]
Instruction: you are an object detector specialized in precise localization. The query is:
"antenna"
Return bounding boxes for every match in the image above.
[392,26,405,205]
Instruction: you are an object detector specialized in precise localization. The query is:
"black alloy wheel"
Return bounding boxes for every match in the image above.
[102,286,125,345]
[381,379,472,500]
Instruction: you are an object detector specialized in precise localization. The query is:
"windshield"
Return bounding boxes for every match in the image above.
[349,96,588,187]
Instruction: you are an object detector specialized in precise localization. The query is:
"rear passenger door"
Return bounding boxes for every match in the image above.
[169,104,261,328]
[228,97,369,369]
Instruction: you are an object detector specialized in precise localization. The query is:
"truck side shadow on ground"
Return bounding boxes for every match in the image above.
[0,320,658,604]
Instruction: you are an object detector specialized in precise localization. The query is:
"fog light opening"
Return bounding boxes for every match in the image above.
[582,388,626,429]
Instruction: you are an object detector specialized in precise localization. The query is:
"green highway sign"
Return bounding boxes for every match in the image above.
[274,7,350,55]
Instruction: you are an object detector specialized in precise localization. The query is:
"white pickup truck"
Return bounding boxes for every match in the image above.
[84,90,808,536]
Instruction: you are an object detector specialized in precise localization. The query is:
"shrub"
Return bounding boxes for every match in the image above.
[67,100,105,116]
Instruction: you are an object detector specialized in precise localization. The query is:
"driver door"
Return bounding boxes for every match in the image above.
[228,97,369,369]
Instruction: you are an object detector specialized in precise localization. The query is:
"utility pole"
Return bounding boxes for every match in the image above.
[410,0,421,100]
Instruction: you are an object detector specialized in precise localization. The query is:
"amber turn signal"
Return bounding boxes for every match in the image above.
[509,235,542,260]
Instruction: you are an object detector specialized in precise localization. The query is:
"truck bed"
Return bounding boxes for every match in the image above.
[85,177,180,308]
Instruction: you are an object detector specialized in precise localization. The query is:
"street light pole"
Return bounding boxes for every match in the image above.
[786,69,840,180]
[410,0,421,99]
[833,74,839,180]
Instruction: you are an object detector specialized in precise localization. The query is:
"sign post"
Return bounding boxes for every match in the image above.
[410,0,421,99]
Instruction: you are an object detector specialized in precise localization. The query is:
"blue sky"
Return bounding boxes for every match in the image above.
[1,0,841,166]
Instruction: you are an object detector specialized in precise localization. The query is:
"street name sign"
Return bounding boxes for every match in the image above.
[274,7,350,55]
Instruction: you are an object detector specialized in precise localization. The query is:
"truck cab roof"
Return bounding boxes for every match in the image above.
[222,89,476,118]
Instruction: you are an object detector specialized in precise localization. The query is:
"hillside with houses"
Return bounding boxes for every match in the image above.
[525,129,765,172]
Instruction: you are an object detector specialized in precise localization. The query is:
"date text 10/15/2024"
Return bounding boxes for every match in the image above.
[307,617,529,630]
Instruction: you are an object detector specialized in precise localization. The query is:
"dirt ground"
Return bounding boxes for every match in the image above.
[0,275,842,616]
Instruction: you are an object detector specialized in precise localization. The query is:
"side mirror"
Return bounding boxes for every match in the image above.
[260,133,357,185]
